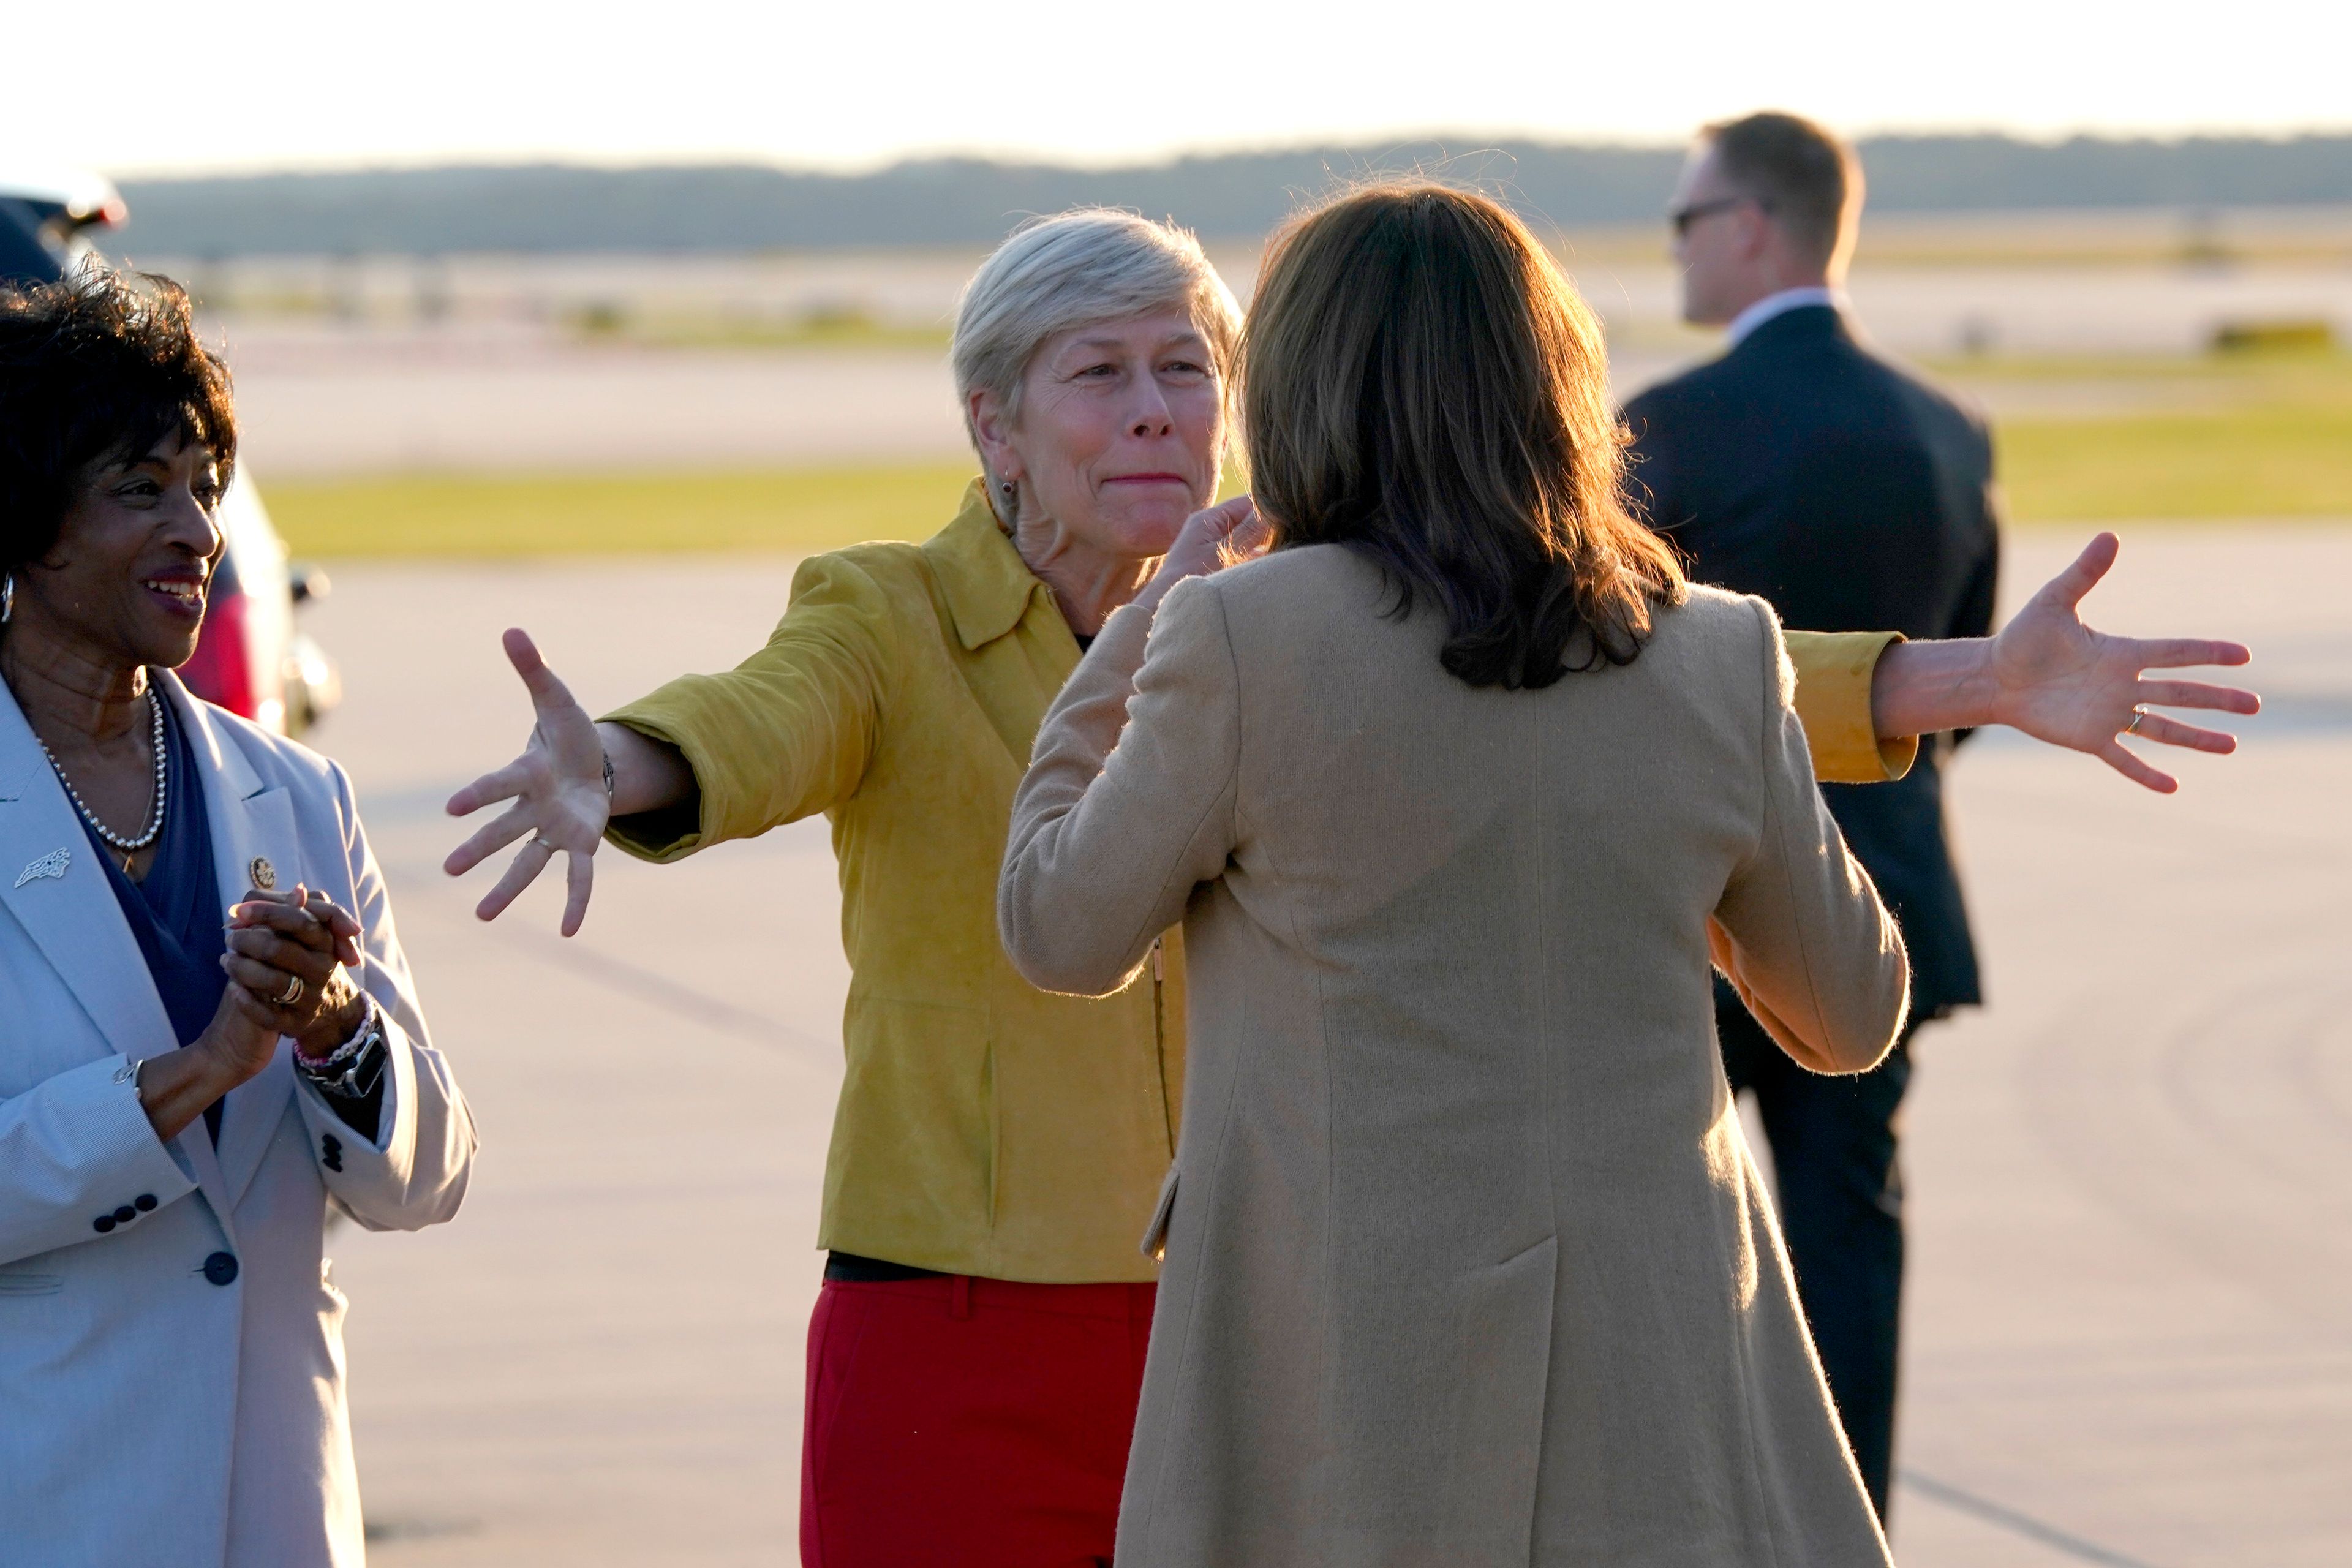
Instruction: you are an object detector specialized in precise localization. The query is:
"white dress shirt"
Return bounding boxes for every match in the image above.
[1725,285,1847,347]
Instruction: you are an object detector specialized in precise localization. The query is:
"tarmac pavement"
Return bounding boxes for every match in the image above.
[307,525,2352,1565]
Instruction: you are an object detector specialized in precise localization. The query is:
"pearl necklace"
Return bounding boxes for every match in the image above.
[37,690,167,860]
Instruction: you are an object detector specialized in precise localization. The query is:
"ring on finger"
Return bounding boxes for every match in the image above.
[274,973,306,1008]
[2123,707,2147,737]
[531,834,562,853]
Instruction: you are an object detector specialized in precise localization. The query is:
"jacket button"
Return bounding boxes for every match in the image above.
[113,1205,137,1224]
[134,1194,157,1211]
[203,1252,239,1286]
[93,1216,116,1234]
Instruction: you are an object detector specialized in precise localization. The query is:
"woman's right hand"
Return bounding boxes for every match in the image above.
[202,974,287,1084]
[443,628,609,935]
[1136,496,1270,614]
[135,981,285,1142]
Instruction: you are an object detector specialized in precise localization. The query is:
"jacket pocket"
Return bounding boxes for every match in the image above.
[0,1273,64,1297]
[1139,1166,1180,1261]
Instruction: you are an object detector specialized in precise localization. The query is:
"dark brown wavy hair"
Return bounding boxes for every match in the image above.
[0,271,236,575]
[1243,182,1685,688]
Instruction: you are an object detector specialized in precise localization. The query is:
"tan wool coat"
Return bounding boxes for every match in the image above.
[999,545,1910,1567]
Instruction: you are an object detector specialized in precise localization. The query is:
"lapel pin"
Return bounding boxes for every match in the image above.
[249,856,277,891]
[14,846,71,888]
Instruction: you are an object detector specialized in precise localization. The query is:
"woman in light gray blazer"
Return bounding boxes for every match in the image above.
[0,273,474,1566]
[1001,184,1907,1564]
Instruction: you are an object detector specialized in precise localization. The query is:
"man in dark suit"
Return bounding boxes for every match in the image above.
[1623,111,2000,1519]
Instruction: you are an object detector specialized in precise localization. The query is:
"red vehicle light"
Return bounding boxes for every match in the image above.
[180,587,260,720]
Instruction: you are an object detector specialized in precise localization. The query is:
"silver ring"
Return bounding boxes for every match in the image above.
[2123,707,2147,737]
[274,973,306,1008]
[531,834,562,853]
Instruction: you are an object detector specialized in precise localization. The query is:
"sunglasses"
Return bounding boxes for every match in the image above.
[1668,195,1759,238]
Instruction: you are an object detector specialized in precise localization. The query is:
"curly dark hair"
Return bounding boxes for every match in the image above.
[0,270,237,574]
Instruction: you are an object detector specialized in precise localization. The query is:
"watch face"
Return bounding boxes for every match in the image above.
[301,1021,385,1098]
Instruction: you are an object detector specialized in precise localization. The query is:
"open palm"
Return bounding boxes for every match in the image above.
[1992,533,2258,793]
[442,628,610,934]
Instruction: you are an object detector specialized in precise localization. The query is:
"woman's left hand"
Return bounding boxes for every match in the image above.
[1137,496,1270,613]
[1986,532,2260,791]
[222,885,369,1056]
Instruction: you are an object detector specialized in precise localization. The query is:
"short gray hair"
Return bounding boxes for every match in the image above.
[952,209,1243,451]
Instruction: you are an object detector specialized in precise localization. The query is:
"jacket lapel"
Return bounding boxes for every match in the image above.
[0,682,179,1061]
[919,480,1081,767]
[0,678,244,1234]
[923,481,1057,650]
[167,677,299,1211]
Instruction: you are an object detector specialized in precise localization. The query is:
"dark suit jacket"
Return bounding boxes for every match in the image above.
[1623,304,2000,1019]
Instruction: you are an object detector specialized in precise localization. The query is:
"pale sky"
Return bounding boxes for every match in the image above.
[8,0,2347,177]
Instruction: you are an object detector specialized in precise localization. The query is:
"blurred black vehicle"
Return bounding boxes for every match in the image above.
[2,170,339,736]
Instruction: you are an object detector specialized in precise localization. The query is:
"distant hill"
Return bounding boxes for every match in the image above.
[112,134,2352,257]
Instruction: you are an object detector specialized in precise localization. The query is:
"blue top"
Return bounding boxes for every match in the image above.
[78,696,227,1140]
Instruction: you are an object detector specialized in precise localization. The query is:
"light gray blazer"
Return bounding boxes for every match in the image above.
[1000,549,1909,1567]
[0,671,475,1568]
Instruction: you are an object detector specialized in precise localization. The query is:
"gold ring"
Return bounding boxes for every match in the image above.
[2123,707,2147,737]
[275,973,305,1007]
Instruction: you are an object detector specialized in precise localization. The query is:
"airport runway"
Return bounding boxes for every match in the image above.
[307,525,2352,1566]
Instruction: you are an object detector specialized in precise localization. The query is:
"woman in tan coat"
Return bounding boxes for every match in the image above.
[1000,184,1914,1565]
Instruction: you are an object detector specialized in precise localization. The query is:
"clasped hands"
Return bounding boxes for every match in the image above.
[207,884,368,1079]
[130,888,371,1140]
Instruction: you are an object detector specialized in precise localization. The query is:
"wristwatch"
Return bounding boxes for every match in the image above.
[294,997,386,1101]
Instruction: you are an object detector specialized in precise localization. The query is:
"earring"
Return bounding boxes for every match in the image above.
[998,480,1017,500]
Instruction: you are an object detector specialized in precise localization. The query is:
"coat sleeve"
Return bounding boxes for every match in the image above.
[600,551,896,862]
[0,1054,200,1266]
[291,761,475,1231]
[1783,630,1917,784]
[999,577,1241,998]
[1711,600,1912,1075]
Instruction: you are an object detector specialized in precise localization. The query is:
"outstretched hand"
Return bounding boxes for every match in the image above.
[443,628,609,935]
[1991,532,2259,793]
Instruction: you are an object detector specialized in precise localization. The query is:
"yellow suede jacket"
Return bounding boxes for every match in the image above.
[605,480,1912,1283]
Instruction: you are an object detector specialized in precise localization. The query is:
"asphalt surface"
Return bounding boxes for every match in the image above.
[308,526,2352,1565]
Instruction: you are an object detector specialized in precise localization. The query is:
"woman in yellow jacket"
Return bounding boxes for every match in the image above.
[445,209,2253,1566]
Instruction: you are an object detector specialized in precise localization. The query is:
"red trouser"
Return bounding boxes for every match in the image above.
[799,1273,1156,1567]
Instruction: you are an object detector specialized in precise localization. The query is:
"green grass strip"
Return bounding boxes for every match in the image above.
[259,409,2352,561]
[1997,406,2352,521]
